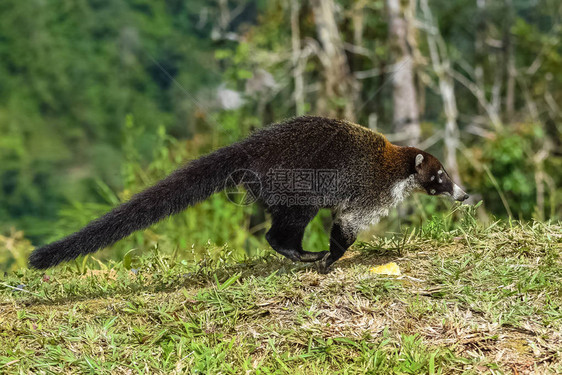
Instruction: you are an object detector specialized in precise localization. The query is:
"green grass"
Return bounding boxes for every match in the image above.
[1,217,561,374]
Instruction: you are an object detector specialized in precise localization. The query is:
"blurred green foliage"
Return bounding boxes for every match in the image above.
[0,0,221,240]
[465,123,561,219]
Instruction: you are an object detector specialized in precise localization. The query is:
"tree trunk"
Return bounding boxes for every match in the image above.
[310,0,358,121]
[291,0,305,116]
[475,0,486,104]
[503,0,516,121]
[385,0,421,145]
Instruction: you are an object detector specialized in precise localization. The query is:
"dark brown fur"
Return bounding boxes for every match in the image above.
[29,116,467,272]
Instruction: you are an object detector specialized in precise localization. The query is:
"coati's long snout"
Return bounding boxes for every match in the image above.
[453,185,469,202]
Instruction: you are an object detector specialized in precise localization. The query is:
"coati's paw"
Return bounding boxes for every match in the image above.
[299,250,329,263]
[317,253,332,274]
[282,250,303,262]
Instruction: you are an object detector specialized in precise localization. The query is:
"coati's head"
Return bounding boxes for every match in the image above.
[414,153,469,202]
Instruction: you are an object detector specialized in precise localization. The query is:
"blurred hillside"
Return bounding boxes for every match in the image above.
[0,0,560,271]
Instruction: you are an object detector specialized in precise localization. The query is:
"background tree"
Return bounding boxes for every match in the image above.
[385,0,421,145]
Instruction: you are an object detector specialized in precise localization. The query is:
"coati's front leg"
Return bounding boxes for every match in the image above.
[266,206,329,262]
[318,220,358,273]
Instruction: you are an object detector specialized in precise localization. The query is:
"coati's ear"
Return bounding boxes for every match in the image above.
[415,154,424,172]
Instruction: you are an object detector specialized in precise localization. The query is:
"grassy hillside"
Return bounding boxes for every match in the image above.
[0,217,561,374]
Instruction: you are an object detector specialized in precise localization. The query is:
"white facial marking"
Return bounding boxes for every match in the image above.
[438,170,443,175]
[452,183,467,200]
[430,189,436,194]
[438,177,443,183]
[430,176,435,181]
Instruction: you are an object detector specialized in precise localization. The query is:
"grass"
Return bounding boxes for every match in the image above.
[0,213,561,374]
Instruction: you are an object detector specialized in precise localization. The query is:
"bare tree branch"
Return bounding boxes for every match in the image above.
[420,0,461,183]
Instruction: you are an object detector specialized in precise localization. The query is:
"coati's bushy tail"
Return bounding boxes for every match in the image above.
[29,144,250,269]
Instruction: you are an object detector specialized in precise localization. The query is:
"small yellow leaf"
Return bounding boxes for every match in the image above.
[370,262,401,276]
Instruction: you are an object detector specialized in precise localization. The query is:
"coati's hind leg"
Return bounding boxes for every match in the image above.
[266,206,329,263]
[318,217,359,273]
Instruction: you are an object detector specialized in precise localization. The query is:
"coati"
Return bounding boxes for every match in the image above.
[29,116,469,273]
